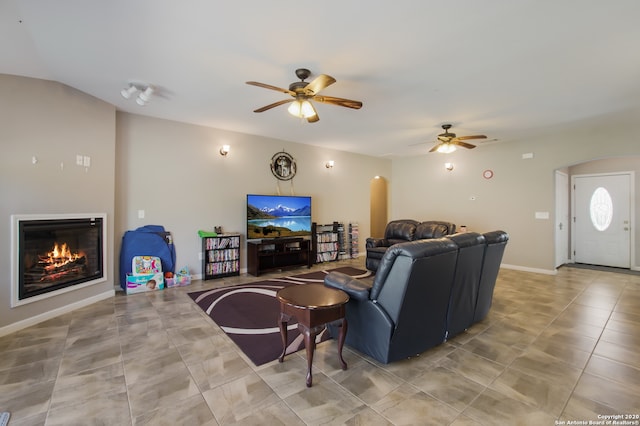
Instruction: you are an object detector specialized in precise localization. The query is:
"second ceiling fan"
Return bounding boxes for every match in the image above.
[246,68,362,123]
[430,124,487,153]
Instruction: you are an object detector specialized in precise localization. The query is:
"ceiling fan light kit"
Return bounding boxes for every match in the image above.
[429,124,487,153]
[288,99,316,118]
[246,68,362,123]
[436,143,457,154]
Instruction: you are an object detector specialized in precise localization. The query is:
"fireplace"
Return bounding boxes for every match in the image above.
[11,214,107,307]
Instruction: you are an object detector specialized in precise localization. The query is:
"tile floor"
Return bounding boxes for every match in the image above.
[1,258,639,425]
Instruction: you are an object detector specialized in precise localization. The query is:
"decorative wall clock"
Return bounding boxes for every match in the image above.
[270,151,297,181]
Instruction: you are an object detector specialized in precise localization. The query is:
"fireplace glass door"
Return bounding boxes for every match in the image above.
[18,217,104,301]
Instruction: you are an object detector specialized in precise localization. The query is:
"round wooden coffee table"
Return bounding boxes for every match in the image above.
[276,283,349,387]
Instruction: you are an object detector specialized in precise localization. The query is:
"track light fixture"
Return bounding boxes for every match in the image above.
[120,85,138,99]
[325,160,334,169]
[121,83,155,106]
[219,145,230,156]
[136,86,154,106]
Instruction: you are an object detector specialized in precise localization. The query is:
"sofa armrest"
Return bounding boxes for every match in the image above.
[324,272,371,301]
[366,238,389,249]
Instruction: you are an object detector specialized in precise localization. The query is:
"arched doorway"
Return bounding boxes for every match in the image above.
[370,176,388,238]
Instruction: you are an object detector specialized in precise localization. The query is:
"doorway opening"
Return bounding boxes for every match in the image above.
[556,157,638,272]
[370,176,388,239]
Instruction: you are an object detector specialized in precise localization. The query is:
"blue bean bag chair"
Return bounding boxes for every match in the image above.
[119,225,176,290]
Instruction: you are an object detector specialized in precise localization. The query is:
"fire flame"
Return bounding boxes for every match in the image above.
[46,243,81,268]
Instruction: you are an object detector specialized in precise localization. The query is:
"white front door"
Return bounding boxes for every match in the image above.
[555,171,569,268]
[573,173,631,268]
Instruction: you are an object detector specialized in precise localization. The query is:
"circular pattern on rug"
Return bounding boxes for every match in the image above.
[188,267,370,366]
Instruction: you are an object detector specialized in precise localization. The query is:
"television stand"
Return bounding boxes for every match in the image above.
[247,239,311,276]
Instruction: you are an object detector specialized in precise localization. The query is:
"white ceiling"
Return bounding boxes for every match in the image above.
[2,1,640,157]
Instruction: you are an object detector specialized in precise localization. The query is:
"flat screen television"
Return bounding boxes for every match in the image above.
[246,194,312,240]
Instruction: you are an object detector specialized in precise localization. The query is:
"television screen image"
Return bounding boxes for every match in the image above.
[247,194,312,239]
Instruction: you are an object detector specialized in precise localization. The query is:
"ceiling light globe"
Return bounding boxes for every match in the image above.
[288,101,302,117]
[436,144,456,154]
[300,100,316,118]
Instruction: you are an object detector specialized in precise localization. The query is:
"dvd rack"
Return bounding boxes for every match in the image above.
[202,234,241,280]
[348,222,359,258]
[312,221,360,263]
[314,222,340,263]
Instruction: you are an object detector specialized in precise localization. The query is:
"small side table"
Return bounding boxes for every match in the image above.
[276,283,349,387]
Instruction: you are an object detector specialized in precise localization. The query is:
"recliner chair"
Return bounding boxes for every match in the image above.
[365,219,419,271]
[325,237,458,364]
[365,220,456,272]
[474,230,509,322]
[444,232,486,339]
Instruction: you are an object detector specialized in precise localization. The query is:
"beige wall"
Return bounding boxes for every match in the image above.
[391,110,640,272]
[114,113,391,281]
[0,75,116,331]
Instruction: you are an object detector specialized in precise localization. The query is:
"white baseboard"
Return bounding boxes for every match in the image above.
[501,263,557,275]
[0,289,115,338]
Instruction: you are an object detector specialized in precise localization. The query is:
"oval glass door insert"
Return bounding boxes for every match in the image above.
[589,187,613,231]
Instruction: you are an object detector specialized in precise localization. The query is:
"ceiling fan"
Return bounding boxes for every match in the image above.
[246,68,363,123]
[429,124,487,153]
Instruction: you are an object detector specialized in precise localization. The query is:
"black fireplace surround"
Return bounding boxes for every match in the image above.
[16,216,104,303]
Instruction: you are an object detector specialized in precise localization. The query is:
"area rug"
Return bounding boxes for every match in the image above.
[188,267,370,366]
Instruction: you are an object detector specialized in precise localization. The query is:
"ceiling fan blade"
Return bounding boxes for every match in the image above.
[455,135,487,141]
[304,74,336,95]
[429,144,441,153]
[246,81,295,96]
[253,99,294,113]
[313,95,363,109]
[452,141,477,149]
